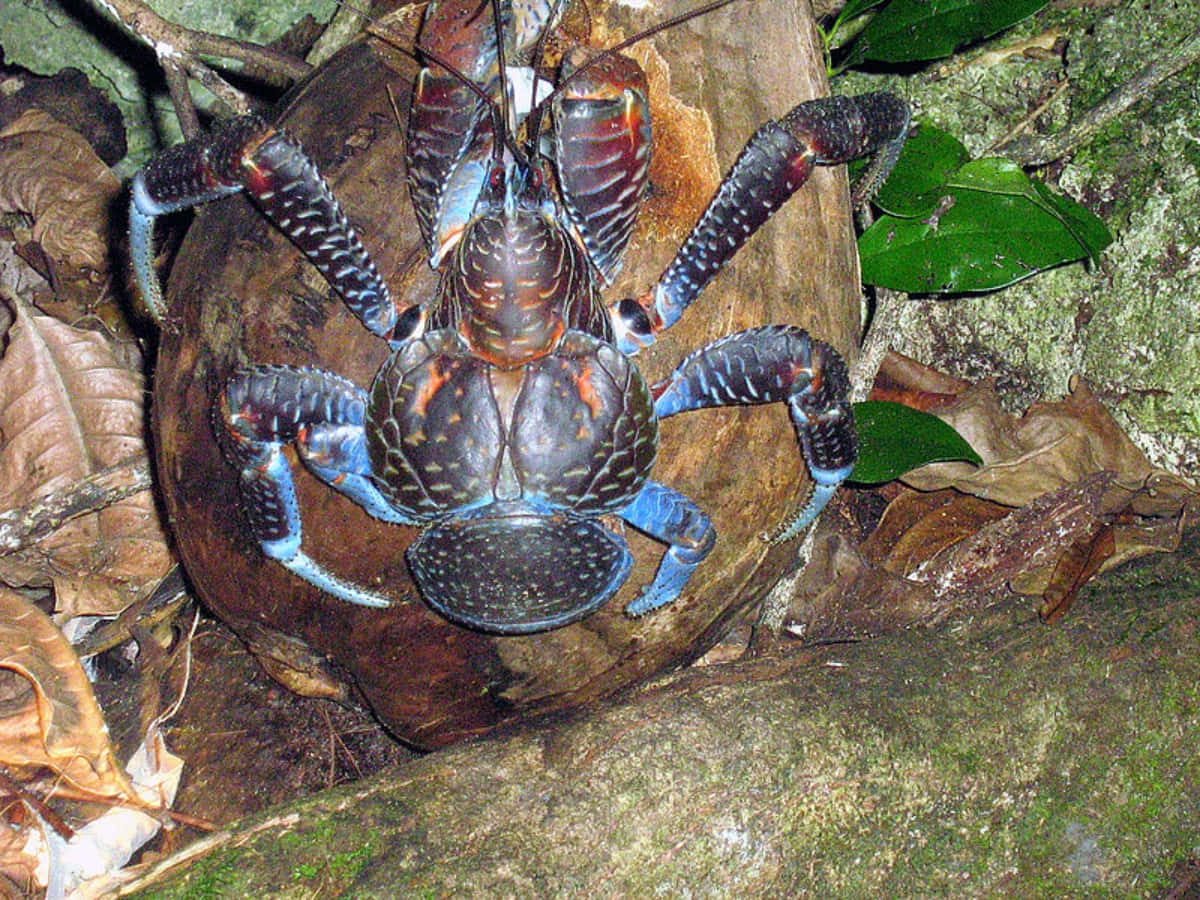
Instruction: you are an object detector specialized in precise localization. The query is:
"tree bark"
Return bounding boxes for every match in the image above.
[120,532,1200,897]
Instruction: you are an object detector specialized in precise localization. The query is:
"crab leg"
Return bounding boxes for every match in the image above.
[613,92,909,351]
[620,482,716,616]
[216,365,414,608]
[129,115,396,338]
[652,325,856,541]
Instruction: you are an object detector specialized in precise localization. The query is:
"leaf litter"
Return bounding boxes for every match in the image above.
[784,351,1196,641]
[0,100,182,898]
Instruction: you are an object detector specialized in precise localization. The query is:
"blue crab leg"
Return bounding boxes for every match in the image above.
[129,115,397,338]
[217,365,415,608]
[613,93,909,351]
[652,325,856,542]
[621,482,716,617]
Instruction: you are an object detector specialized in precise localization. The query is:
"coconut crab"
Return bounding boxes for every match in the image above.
[131,0,908,635]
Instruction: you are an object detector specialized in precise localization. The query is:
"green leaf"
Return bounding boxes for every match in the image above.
[858,159,1113,292]
[827,0,892,48]
[850,401,982,484]
[846,0,1050,64]
[825,0,892,49]
[868,124,971,217]
[839,0,892,22]
[1031,182,1113,265]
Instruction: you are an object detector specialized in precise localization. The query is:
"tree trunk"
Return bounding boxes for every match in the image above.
[122,533,1200,897]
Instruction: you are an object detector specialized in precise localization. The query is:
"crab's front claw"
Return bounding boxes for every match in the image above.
[129,114,395,336]
[638,92,910,337]
[767,397,856,543]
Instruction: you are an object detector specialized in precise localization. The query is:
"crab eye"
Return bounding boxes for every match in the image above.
[617,297,653,337]
[530,167,543,190]
[489,166,505,190]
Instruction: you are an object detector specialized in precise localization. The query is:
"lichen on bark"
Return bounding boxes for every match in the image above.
[124,532,1200,897]
[841,0,1200,478]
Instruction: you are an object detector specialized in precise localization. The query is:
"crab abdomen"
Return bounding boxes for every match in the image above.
[367,329,658,631]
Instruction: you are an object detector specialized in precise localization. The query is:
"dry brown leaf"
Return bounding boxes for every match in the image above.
[0,108,118,283]
[863,489,1010,576]
[0,296,172,616]
[0,823,41,898]
[900,376,1188,509]
[1039,522,1116,623]
[0,587,138,801]
[791,361,1200,631]
[892,373,1196,598]
[914,471,1115,603]
[870,350,972,411]
[784,532,940,642]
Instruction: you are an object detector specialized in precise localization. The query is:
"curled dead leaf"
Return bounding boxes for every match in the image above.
[0,296,172,617]
[0,587,186,896]
[898,375,1187,509]
[0,587,138,799]
[0,109,119,312]
[785,531,940,642]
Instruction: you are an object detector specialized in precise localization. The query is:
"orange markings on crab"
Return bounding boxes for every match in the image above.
[621,96,649,152]
[573,363,606,419]
[787,151,817,190]
[224,402,261,442]
[785,359,817,398]
[411,360,455,418]
[241,131,281,193]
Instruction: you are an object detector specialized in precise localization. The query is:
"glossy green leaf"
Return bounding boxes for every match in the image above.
[858,159,1113,292]
[868,124,970,217]
[851,401,982,484]
[827,0,892,48]
[1031,181,1113,265]
[839,0,892,22]
[846,0,1050,64]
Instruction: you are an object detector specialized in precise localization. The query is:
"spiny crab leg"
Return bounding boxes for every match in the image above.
[130,115,398,339]
[612,92,910,352]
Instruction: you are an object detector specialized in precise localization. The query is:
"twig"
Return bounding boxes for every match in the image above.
[985,77,1070,157]
[88,0,312,123]
[162,59,201,139]
[308,0,376,68]
[73,569,191,658]
[0,767,76,841]
[850,285,904,404]
[0,457,153,555]
[34,780,216,831]
[1000,31,1200,165]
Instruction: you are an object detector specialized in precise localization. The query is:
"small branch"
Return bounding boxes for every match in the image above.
[162,59,201,138]
[985,78,1070,157]
[0,457,153,555]
[308,0,375,68]
[0,767,76,841]
[1000,31,1200,166]
[89,0,312,123]
[851,284,905,404]
[74,568,190,658]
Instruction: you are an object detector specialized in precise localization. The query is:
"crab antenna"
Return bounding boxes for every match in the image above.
[529,0,747,125]
[526,0,567,153]
[491,0,513,132]
[360,0,527,161]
